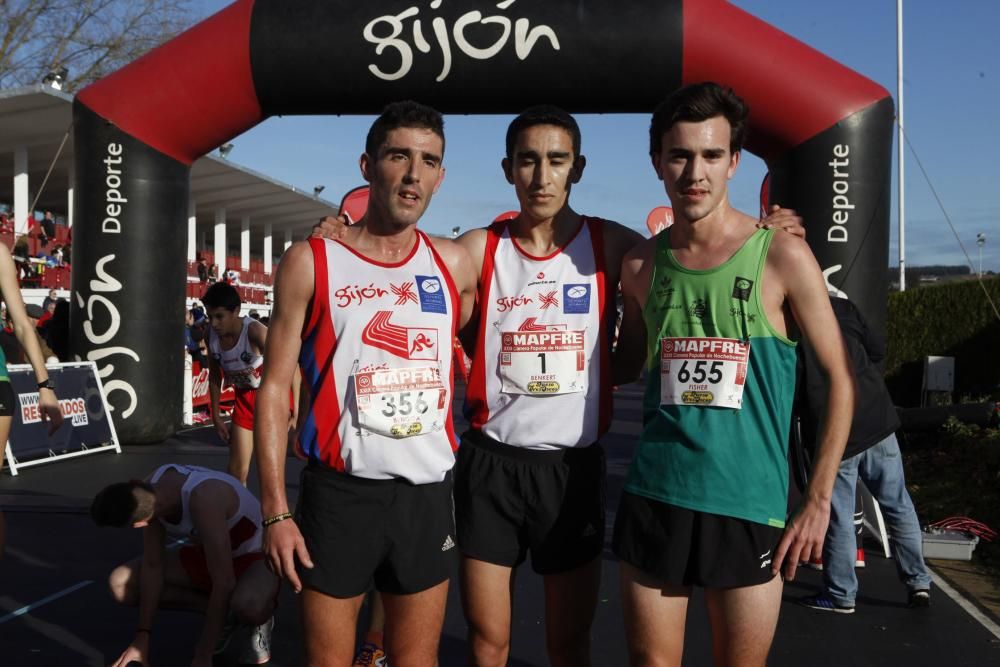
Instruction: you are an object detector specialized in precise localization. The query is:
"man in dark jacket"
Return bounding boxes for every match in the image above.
[798,295,931,613]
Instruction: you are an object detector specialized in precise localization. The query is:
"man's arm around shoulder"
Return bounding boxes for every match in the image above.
[613,238,657,386]
[428,235,478,335]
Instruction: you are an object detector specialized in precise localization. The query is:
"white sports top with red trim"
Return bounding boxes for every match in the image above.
[149,464,262,558]
[465,217,611,450]
[208,316,262,392]
[297,232,459,484]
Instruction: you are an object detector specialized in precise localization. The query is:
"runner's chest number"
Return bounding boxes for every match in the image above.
[660,337,750,409]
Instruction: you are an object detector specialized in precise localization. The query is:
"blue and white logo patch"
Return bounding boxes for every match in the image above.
[563,284,591,314]
[416,275,447,314]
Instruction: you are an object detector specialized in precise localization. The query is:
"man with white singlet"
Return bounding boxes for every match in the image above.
[451,106,643,667]
[255,101,476,667]
[204,281,295,486]
[91,464,279,666]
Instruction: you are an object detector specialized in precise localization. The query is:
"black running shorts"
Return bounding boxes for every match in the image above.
[454,429,605,575]
[295,463,457,598]
[612,492,783,589]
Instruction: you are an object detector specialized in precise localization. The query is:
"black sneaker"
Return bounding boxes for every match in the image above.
[908,589,931,608]
[799,594,855,614]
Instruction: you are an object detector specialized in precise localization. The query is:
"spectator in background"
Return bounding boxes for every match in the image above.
[208,263,219,284]
[798,294,931,613]
[185,308,206,368]
[36,300,56,336]
[24,304,57,363]
[41,211,56,240]
[197,256,209,283]
[46,300,70,362]
[41,289,58,311]
[12,239,30,281]
[225,268,240,286]
[248,310,260,321]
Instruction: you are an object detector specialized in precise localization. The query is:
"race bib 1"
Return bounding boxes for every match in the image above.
[354,366,447,438]
[499,329,587,395]
[660,337,750,409]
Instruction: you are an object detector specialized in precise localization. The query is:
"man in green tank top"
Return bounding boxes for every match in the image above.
[612,82,856,667]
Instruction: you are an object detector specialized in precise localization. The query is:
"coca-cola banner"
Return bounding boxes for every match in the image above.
[4,362,121,476]
[191,361,235,409]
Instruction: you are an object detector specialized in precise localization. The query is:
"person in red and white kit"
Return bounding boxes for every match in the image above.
[91,464,279,666]
[203,282,297,486]
[255,101,476,666]
[454,106,644,667]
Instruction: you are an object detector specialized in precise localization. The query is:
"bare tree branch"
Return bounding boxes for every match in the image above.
[0,0,196,91]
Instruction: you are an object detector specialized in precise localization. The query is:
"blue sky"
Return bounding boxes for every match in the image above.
[196,0,999,273]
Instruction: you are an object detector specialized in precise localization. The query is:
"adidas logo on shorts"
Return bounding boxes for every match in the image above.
[441,535,456,551]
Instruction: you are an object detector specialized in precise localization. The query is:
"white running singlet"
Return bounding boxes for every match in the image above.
[297,232,459,484]
[466,217,611,450]
[149,464,262,558]
[208,316,262,392]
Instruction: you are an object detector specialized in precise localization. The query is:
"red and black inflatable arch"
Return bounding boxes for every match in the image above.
[71,0,892,443]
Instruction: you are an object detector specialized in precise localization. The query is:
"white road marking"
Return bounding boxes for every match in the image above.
[930,569,1000,641]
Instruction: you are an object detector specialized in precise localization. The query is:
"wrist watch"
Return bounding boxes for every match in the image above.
[37,378,55,390]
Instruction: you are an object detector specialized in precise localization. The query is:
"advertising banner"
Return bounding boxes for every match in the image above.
[4,362,121,476]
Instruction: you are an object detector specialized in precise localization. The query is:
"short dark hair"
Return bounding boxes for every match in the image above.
[201,282,241,311]
[506,105,581,160]
[649,82,749,157]
[91,481,156,527]
[365,101,445,159]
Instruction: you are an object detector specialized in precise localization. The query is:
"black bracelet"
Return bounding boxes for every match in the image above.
[136,627,151,635]
[262,512,293,527]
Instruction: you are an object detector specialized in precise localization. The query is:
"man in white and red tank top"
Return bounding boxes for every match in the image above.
[453,107,644,667]
[91,464,279,666]
[203,282,297,486]
[255,101,476,666]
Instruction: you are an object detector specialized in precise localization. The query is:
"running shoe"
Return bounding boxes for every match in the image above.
[855,547,866,568]
[799,594,855,614]
[353,641,388,666]
[238,616,274,665]
[908,589,931,608]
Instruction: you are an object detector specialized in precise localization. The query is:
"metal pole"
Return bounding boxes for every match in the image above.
[897,0,906,291]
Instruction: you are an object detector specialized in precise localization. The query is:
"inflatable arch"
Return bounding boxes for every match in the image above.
[71,0,893,442]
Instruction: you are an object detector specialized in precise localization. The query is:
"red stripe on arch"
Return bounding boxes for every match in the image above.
[76,0,262,165]
[682,0,890,160]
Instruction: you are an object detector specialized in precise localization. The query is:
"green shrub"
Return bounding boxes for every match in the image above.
[886,277,1000,406]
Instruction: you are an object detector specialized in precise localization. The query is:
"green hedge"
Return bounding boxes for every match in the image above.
[886,276,1000,406]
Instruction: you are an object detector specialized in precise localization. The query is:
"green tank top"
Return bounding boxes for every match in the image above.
[0,341,8,382]
[624,228,797,528]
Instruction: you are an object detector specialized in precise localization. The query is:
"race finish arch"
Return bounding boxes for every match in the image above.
[71,0,893,443]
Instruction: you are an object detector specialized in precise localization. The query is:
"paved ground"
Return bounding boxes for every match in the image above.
[1,384,999,665]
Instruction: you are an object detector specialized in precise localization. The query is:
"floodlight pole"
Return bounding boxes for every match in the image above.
[897,0,906,291]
